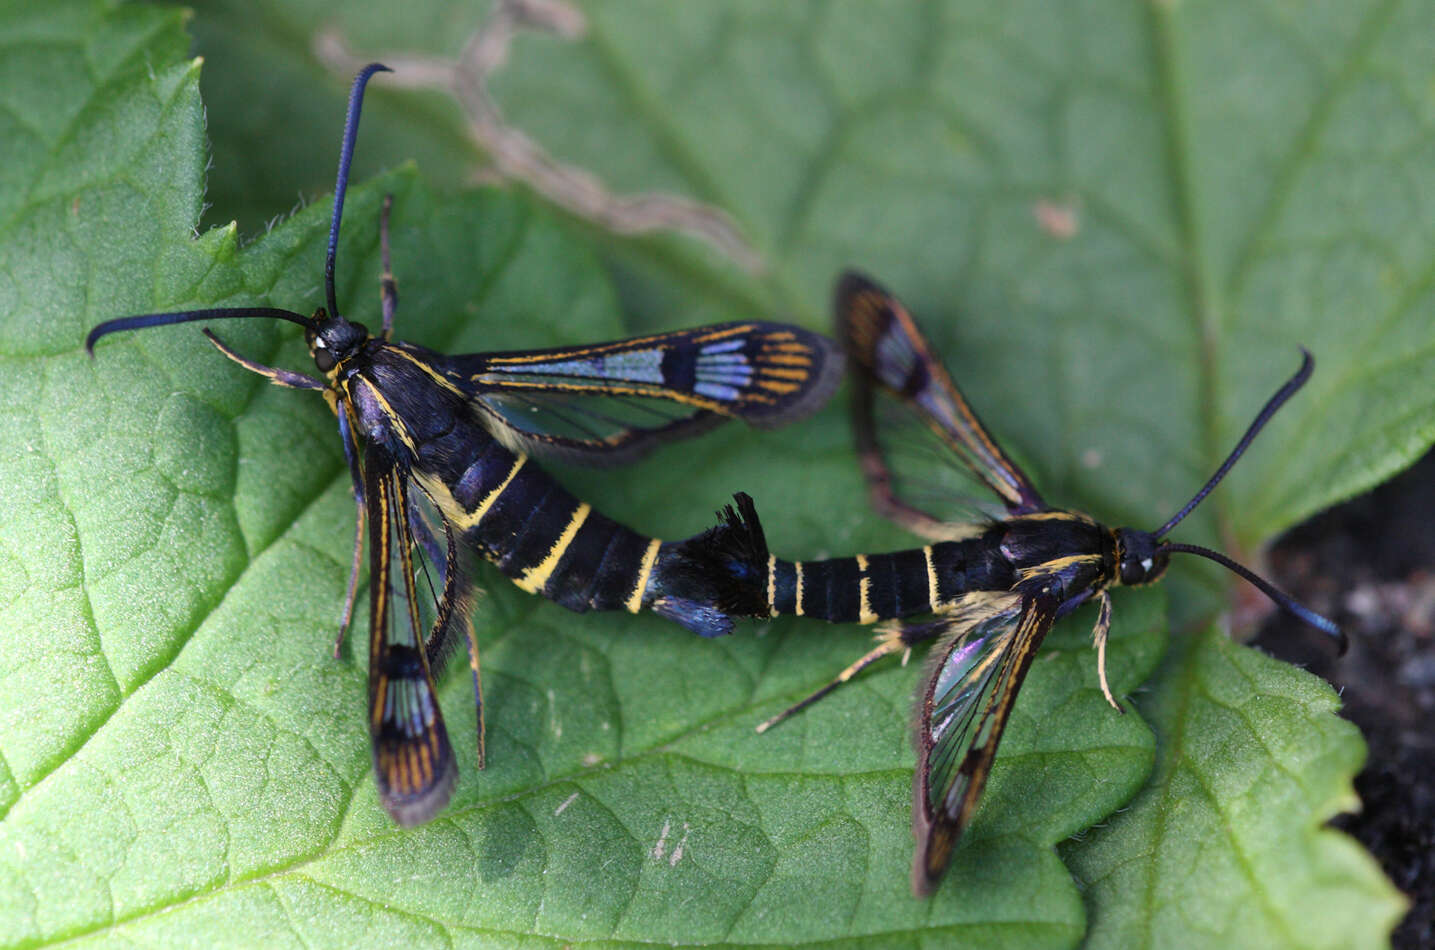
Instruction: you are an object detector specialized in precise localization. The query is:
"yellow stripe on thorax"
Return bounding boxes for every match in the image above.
[388,347,465,396]
[351,378,416,454]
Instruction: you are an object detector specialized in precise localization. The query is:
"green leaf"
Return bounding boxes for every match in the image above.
[1,1,1419,948]
[1062,629,1406,949]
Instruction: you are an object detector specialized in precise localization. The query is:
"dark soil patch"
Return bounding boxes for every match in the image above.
[1253,450,1435,948]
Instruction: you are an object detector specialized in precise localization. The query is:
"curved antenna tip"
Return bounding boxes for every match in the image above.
[325,63,393,318]
[84,307,312,356]
[1160,541,1345,652]
[1152,349,1316,539]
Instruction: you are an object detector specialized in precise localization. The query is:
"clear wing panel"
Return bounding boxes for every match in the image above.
[443,322,842,465]
[835,271,1047,533]
[911,593,1058,894]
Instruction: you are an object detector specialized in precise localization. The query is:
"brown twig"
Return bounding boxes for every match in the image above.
[315,0,764,273]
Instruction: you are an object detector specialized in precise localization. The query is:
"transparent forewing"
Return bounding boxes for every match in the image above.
[367,446,457,826]
[473,389,726,466]
[852,380,1023,539]
[442,322,843,465]
[403,484,445,632]
[836,272,1046,526]
[407,477,486,766]
[911,593,1059,894]
[405,480,473,674]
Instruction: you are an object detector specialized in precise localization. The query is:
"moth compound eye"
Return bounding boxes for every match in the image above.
[314,347,336,372]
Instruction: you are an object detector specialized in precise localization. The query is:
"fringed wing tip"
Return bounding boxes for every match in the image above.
[377,747,458,828]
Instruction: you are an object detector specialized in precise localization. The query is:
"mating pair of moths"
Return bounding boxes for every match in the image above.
[86,66,1341,897]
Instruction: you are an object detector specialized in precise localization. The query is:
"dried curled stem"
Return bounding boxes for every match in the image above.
[316,0,764,273]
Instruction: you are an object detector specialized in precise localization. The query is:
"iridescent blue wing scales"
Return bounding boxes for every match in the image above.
[438,322,843,465]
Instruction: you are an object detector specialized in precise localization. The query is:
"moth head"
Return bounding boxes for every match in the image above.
[305,309,370,373]
[1129,350,1344,650]
[1113,528,1169,587]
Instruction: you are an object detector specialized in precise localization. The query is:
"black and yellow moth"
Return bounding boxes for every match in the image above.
[709,271,1341,895]
[85,65,841,827]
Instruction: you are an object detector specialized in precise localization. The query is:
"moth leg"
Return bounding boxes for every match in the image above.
[202,329,325,390]
[379,194,398,340]
[462,611,486,770]
[334,501,365,658]
[333,408,368,658]
[1092,589,1121,712]
[756,620,941,734]
[407,485,486,771]
[438,520,486,770]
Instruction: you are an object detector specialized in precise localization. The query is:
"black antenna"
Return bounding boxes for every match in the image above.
[1153,349,1313,539]
[85,307,310,355]
[324,63,391,320]
[1142,349,1343,650]
[86,65,393,357]
[1159,541,1346,651]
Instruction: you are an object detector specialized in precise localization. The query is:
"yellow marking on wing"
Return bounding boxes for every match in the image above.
[514,503,592,593]
[856,554,878,624]
[942,589,1022,627]
[694,324,758,343]
[1018,554,1102,582]
[758,367,814,381]
[757,380,801,394]
[625,538,664,613]
[482,332,680,363]
[389,347,465,396]
[372,677,388,729]
[871,298,1033,509]
[369,475,393,728]
[758,353,814,366]
[466,377,728,413]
